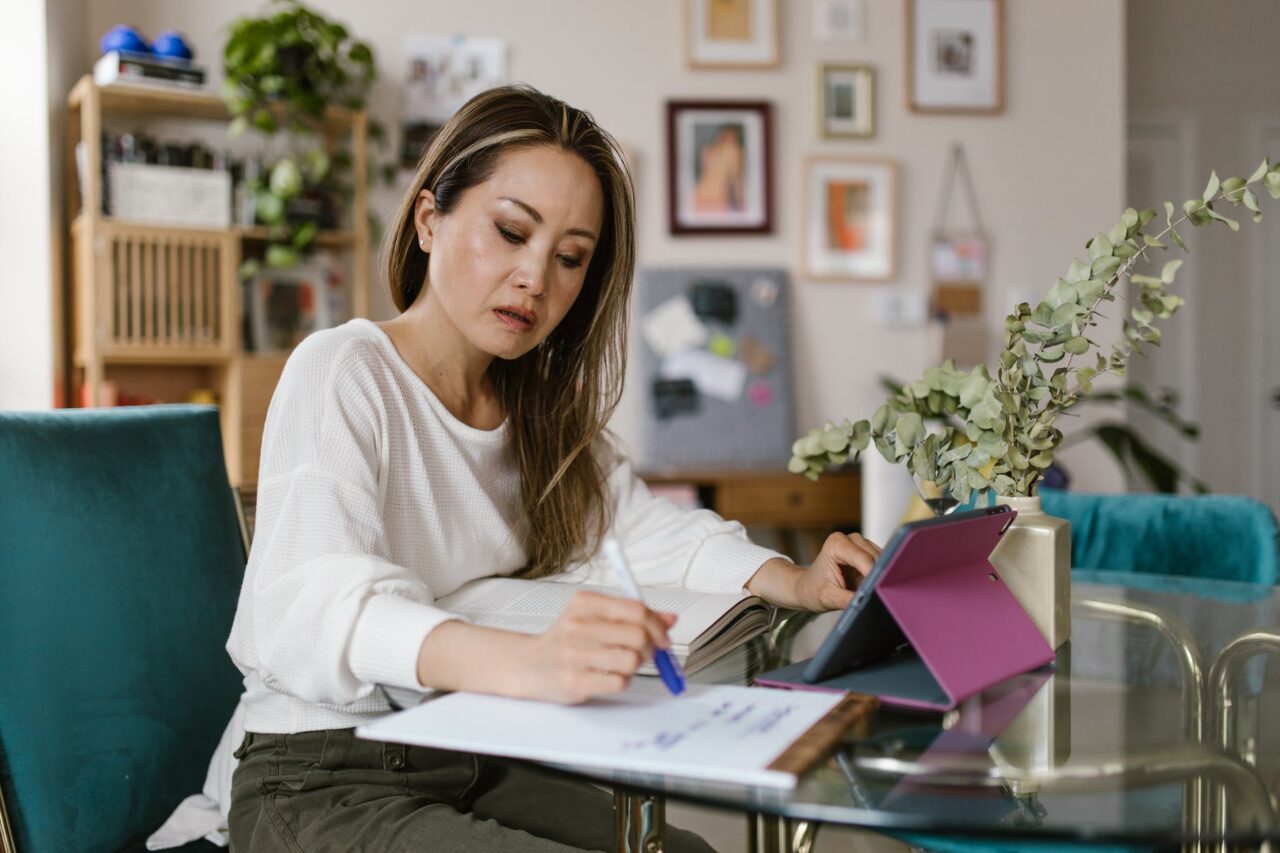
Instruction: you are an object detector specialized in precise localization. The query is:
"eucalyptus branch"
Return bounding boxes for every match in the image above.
[791,158,1280,501]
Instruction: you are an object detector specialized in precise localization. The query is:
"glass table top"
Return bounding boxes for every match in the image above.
[558,571,1280,846]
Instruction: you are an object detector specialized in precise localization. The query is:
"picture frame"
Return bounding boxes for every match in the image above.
[246,262,332,353]
[906,0,1004,114]
[803,158,897,282]
[931,233,988,285]
[667,100,773,235]
[684,0,780,69]
[819,64,875,139]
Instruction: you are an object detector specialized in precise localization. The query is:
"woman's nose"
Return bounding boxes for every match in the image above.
[514,257,550,295]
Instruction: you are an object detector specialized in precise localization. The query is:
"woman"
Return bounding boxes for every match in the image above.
[227,84,880,852]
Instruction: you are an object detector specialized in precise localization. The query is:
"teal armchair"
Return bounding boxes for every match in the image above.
[0,406,245,852]
[1039,490,1279,585]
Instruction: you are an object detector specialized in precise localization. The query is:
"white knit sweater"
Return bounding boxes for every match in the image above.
[227,318,783,734]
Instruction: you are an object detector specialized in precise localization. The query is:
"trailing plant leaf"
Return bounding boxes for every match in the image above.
[224,0,390,276]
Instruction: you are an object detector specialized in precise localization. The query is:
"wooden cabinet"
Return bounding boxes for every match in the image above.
[64,75,370,485]
[640,468,861,560]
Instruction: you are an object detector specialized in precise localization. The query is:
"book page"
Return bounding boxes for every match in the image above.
[437,577,759,647]
[358,681,849,789]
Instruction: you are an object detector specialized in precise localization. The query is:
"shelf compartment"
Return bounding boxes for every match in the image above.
[74,219,237,362]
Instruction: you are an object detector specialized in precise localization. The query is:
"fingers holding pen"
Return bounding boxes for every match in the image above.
[532,591,677,703]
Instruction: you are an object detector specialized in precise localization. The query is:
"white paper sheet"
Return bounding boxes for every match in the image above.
[659,349,748,401]
[642,296,709,358]
[357,682,844,789]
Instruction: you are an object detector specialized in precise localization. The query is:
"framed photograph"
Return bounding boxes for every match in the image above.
[400,36,508,170]
[819,64,875,139]
[906,0,1004,114]
[931,234,988,284]
[246,263,332,353]
[667,101,773,235]
[803,158,897,281]
[684,0,780,69]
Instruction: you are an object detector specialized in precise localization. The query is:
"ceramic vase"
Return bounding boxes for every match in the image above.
[989,494,1071,649]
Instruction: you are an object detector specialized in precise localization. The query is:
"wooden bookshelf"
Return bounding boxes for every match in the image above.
[64,75,371,485]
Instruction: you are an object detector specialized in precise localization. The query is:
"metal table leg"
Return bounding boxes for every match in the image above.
[746,813,818,853]
[614,788,666,853]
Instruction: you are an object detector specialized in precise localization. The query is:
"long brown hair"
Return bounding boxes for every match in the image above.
[382,84,635,578]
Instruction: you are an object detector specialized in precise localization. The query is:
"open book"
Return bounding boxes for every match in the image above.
[436,577,773,677]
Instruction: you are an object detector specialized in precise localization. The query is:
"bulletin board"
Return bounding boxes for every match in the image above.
[637,267,793,470]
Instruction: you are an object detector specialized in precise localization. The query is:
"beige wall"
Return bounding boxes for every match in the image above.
[0,0,85,411]
[0,2,56,409]
[1128,0,1280,496]
[64,1,1125,488]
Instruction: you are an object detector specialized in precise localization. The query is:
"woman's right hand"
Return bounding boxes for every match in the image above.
[520,590,676,704]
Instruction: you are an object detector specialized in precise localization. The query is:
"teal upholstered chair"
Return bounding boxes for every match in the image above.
[1040,489,1279,585]
[0,406,245,852]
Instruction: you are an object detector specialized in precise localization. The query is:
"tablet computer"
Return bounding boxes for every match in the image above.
[756,505,1054,711]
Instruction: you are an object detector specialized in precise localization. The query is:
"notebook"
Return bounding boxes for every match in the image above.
[756,507,1054,712]
[359,681,876,789]
[435,577,771,677]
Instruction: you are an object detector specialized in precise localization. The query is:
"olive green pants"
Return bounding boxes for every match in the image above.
[229,729,716,852]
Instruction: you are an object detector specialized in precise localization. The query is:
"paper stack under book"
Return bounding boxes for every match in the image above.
[362,681,876,789]
[94,50,206,90]
[436,577,773,678]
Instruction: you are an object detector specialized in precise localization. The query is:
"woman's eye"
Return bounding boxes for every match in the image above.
[495,224,524,244]
[558,255,583,270]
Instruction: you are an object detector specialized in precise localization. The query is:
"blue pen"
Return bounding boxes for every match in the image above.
[602,537,686,696]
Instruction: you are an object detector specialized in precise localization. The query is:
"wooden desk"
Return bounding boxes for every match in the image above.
[639,467,861,560]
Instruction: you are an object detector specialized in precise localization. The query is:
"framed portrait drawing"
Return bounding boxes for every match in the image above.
[803,158,897,281]
[906,0,1004,114]
[667,101,773,235]
[685,0,780,69]
[819,64,875,139]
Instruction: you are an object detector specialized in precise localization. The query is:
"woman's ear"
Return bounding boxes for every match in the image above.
[414,190,439,252]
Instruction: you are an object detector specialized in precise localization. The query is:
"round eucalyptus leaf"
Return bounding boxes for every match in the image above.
[821,426,849,453]
[1039,345,1066,363]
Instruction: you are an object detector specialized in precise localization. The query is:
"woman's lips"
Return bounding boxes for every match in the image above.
[493,307,535,331]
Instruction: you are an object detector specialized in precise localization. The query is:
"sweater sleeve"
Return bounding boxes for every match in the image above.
[229,335,460,706]
[555,451,786,594]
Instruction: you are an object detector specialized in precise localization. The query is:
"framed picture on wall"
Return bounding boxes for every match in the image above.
[803,158,897,281]
[906,0,1004,114]
[667,100,773,235]
[684,0,780,69]
[819,64,875,138]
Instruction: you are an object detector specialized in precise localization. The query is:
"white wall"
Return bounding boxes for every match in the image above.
[0,2,56,409]
[1128,0,1280,497]
[70,0,1126,489]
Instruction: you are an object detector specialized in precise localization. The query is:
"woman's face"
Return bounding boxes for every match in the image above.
[415,145,605,362]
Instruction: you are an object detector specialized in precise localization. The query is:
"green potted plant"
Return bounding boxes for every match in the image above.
[221,0,388,276]
[789,159,1280,647]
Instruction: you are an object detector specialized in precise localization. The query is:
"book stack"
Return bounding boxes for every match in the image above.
[93,50,206,91]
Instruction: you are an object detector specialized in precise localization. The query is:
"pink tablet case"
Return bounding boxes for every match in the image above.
[758,510,1054,711]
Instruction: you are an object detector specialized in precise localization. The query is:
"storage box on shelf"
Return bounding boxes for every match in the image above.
[64,75,370,486]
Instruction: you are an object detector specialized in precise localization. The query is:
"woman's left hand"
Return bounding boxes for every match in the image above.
[746,533,883,612]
